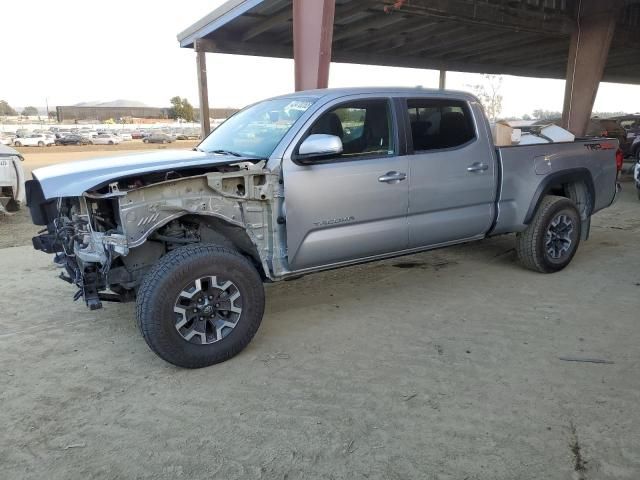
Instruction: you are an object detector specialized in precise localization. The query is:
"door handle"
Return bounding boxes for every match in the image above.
[467,162,489,173]
[378,171,407,183]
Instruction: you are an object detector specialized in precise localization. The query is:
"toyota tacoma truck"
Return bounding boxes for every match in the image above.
[26,88,619,368]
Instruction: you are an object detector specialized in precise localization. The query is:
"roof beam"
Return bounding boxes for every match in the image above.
[391,24,472,53]
[336,18,441,52]
[241,6,292,41]
[474,39,567,65]
[368,0,575,36]
[413,30,508,57]
[450,34,543,63]
[332,12,408,43]
[330,48,564,79]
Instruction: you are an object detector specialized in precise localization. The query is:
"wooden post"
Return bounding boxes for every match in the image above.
[561,0,623,136]
[293,0,336,91]
[195,43,211,136]
[439,69,447,89]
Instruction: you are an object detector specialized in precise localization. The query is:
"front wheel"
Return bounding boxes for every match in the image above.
[136,244,265,368]
[516,195,582,273]
[37,141,44,147]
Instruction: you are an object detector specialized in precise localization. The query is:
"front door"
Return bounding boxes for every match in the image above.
[403,98,497,247]
[283,98,409,271]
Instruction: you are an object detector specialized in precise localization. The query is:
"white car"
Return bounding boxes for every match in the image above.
[13,134,55,147]
[117,131,133,141]
[0,145,25,214]
[90,134,121,145]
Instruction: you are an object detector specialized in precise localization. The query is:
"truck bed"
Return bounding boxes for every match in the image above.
[492,138,619,235]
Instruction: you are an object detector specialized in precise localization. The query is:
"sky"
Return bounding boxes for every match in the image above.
[2,0,640,118]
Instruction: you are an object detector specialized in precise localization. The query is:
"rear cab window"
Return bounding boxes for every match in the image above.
[406,98,476,152]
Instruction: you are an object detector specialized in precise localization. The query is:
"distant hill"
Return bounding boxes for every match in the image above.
[74,100,150,108]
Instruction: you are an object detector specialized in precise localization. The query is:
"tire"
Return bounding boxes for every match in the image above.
[143,139,148,143]
[14,142,21,147]
[516,195,582,273]
[136,244,265,368]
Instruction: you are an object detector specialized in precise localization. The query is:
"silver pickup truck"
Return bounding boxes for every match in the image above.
[26,88,619,368]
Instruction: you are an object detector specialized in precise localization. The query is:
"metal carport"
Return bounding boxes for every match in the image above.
[177,0,640,136]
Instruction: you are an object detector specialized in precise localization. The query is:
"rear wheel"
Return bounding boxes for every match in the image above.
[136,244,265,368]
[516,195,582,273]
[13,142,21,147]
[37,141,44,147]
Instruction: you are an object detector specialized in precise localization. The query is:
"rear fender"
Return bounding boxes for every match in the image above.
[524,168,595,238]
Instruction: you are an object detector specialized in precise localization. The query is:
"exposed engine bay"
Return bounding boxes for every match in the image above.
[28,161,286,310]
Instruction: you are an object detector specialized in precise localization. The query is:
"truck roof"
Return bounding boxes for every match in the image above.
[272,87,480,103]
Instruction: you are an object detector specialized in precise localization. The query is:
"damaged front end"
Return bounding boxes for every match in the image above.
[28,180,130,310]
[26,160,285,310]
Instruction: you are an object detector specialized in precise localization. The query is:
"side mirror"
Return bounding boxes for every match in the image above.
[297,134,343,160]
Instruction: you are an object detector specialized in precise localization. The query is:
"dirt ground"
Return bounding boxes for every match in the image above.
[0,148,638,479]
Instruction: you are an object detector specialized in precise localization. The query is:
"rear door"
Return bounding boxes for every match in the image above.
[403,97,497,247]
[282,97,409,271]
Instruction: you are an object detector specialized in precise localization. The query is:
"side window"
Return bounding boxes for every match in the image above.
[306,99,394,159]
[407,99,475,151]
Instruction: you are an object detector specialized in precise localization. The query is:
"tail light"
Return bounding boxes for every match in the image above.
[601,130,609,137]
[616,148,624,171]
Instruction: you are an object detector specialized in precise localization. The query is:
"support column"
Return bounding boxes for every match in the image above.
[293,0,336,91]
[439,69,447,89]
[195,42,211,136]
[561,0,622,136]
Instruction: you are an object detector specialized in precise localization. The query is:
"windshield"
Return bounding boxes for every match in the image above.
[198,97,316,158]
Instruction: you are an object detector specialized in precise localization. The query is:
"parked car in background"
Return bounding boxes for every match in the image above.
[143,133,174,144]
[81,130,99,139]
[90,134,121,145]
[131,130,144,139]
[0,144,25,214]
[118,131,133,141]
[13,134,55,147]
[612,114,640,143]
[55,134,92,146]
[631,136,640,160]
[587,118,630,156]
[634,159,640,200]
[175,130,201,140]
